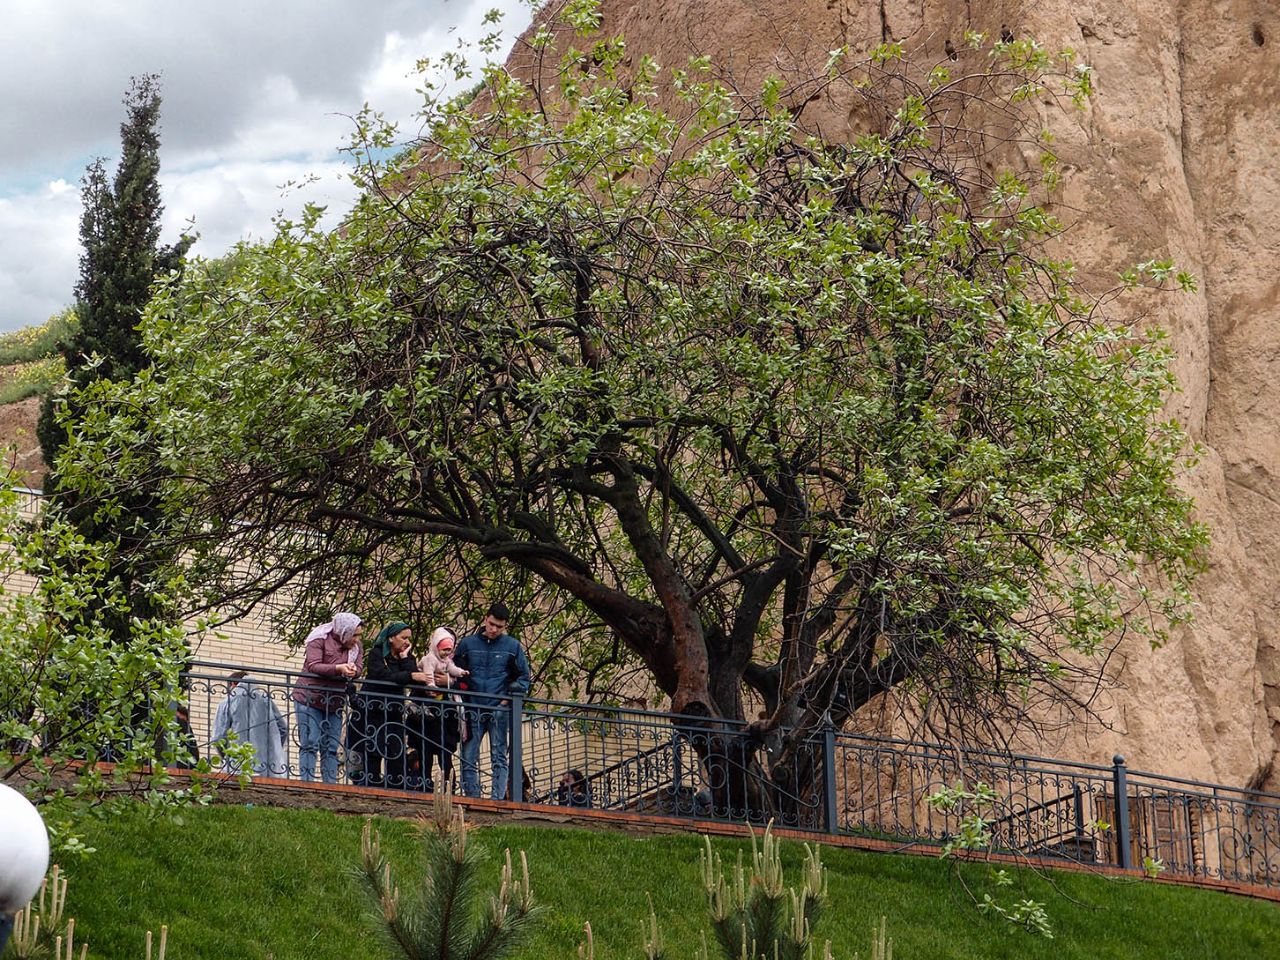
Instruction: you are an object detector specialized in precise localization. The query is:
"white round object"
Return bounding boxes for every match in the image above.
[0,783,49,912]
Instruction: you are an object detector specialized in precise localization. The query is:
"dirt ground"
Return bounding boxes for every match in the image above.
[0,395,46,487]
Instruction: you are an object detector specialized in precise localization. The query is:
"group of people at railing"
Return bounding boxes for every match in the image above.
[209,601,535,801]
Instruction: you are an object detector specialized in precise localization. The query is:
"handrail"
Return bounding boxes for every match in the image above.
[582,739,682,809]
[587,738,677,785]
[184,660,1280,803]
[1124,767,1280,800]
[832,730,1117,775]
[187,660,752,728]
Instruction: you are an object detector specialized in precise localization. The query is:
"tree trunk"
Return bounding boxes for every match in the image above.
[665,654,826,830]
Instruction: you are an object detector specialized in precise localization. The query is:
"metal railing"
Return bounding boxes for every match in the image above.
[1124,768,1280,886]
[832,733,1117,857]
[180,661,1280,890]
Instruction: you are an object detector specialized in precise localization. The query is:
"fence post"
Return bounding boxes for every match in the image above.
[823,713,839,834]
[510,695,524,804]
[672,731,684,791]
[1112,754,1132,870]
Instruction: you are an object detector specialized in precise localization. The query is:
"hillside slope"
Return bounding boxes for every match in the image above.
[59,803,1280,959]
[0,394,43,486]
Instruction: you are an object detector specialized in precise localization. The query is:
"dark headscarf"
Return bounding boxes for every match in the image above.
[373,621,412,659]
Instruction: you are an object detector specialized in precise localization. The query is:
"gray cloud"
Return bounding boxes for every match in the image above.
[0,1,476,179]
[0,0,532,331]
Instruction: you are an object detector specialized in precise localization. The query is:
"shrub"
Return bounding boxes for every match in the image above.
[0,309,77,367]
[357,790,540,960]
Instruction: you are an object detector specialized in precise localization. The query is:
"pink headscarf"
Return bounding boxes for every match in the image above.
[428,626,456,659]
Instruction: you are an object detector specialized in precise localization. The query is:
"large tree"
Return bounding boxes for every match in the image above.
[37,74,191,633]
[54,17,1204,819]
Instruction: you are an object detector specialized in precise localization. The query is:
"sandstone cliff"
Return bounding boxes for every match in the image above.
[509,0,1280,789]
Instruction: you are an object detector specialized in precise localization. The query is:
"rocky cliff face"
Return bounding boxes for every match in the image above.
[512,0,1280,788]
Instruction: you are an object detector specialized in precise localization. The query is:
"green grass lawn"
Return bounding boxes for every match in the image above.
[55,802,1277,960]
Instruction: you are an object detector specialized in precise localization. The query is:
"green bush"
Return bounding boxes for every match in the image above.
[0,355,66,404]
[0,308,77,366]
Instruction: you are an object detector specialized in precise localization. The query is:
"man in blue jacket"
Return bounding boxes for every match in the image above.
[454,601,531,799]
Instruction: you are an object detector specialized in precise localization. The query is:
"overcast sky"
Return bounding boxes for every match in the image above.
[0,0,533,333]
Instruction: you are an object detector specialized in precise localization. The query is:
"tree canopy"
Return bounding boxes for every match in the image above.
[54,11,1205,813]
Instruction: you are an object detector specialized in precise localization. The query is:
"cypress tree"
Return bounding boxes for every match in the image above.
[36,74,192,637]
[38,74,190,464]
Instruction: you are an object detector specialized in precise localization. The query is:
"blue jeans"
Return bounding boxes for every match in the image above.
[294,701,342,784]
[461,703,510,800]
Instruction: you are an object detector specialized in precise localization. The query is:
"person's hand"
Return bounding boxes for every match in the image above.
[434,670,448,686]
[411,671,428,683]
[339,663,357,678]
[459,669,470,676]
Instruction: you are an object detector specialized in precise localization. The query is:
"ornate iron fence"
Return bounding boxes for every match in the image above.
[1123,769,1280,886]
[832,734,1115,858]
[181,661,1280,889]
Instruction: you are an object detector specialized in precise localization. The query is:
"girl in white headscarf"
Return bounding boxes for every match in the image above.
[416,626,468,792]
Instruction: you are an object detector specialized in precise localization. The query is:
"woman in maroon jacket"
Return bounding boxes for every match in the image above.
[290,612,363,784]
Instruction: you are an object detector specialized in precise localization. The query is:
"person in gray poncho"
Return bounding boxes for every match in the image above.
[212,671,289,777]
